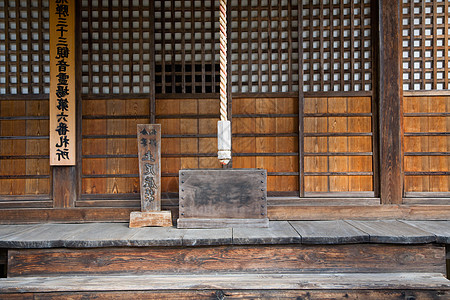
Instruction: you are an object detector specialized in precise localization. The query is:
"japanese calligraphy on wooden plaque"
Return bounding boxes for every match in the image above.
[137,124,161,212]
[49,0,76,165]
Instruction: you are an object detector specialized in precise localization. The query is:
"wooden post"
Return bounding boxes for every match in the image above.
[378,0,403,204]
[129,124,172,228]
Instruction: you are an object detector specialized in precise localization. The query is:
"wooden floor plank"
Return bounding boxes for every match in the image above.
[232,221,301,245]
[403,221,450,244]
[62,223,141,248]
[128,226,184,247]
[346,220,437,244]
[180,228,232,246]
[0,224,41,242]
[0,224,91,248]
[289,220,369,244]
[1,273,449,293]
[0,221,448,249]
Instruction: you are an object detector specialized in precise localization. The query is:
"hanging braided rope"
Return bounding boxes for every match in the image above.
[217,0,231,165]
[219,0,227,122]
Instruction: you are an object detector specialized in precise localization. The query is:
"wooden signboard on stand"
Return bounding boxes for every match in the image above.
[178,169,269,228]
[129,124,172,228]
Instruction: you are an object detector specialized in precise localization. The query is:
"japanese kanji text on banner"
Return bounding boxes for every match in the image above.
[50,0,76,165]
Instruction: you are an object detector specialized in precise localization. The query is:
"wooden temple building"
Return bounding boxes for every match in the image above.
[0,0,449,298]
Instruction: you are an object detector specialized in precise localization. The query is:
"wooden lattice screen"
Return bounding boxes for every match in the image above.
[80,0,152,205]
[302,0,372,93]
[230,0,300,94]
[401,0,449,91]
[301,0,375,196]
[0,0,51,205]
[154,0,220,95]
[402,0,449,197]
[81,0,153,96]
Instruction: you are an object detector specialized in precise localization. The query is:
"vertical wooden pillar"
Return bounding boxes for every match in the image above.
[297,0,304,197]
[378,0,403,204]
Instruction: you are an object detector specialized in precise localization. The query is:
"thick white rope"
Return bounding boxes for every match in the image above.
[219,0,227,122]
[218,0,231,165]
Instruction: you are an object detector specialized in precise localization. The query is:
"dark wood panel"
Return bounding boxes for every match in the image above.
[7,244,445,277]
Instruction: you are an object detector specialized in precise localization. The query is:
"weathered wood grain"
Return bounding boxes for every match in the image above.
[0,223,93,248]
[346,220,436,244]
[7,244,445,277]
[403,221,450,244]
[129,211,172,228]
[2,289,449,300]
[232,221,301,245]
[178,169,267,220]
[177,218,270,229]
[268,205,450,220]
[52,167,77,208]
[0,208,135,224]
[137,124,161,212]
[290,220,369,244]
[1,273,449,294]
[377,0,403,204]
[180,228,232,246]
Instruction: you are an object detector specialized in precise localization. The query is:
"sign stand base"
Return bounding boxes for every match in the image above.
[129,211,172,228]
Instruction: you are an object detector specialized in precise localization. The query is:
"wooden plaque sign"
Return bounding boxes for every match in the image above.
[129,124,171,228]
[49,0,76,165]
[178,169,269,228]
[137,124,161,211]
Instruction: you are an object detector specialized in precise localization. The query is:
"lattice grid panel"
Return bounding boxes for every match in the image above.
[230,0,300,93]
[401,0,450,91]
[302,0,372,92]
[81,0,152,96]
[0,0,50,96]
[154,0,220,94]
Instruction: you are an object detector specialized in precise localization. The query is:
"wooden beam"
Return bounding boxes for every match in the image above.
[377,0,403,204]
[7,244,444,277]
[268,205,450,221]
[0,208,135,224]
[0,205,449,224]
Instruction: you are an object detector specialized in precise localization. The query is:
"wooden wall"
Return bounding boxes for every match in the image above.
[303,97,373,196]
[403,96,449,195]
[79,99,150,207]
[156,98,220,195]
[0,100,51,207]
[232,97,299,195]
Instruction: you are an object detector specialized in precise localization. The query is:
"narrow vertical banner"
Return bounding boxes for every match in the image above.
[50,0,76,165]
[137,124,161,212]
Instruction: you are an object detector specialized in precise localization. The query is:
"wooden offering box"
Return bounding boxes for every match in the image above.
[177,169,269,228]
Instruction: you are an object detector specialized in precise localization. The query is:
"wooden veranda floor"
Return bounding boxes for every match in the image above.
[0,220,449,299]
[0,220,449,248]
